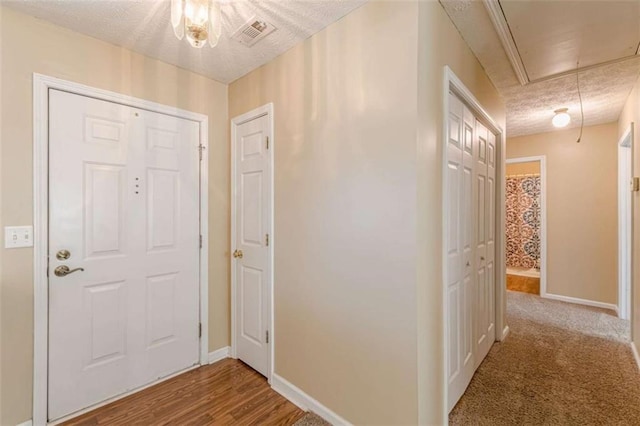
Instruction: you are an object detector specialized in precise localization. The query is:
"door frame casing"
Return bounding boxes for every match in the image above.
[505,155,548,297]
[230,103,275,383]
[33,73,210,425]
[442,66,506,416]
[618,123,634,320]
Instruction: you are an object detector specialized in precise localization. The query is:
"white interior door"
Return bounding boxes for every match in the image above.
[474,121,496,365]
[48,89,201,421]
[233,112,272,378]
[447,94,476,410]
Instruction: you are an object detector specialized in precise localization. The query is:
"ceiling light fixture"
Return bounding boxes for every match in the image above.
[552,108,570,128]
[171,0,222,48]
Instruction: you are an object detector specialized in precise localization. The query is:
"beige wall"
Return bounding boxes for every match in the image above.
[230,2,419,424]
[507,123,618,304]
[231,1,505,423]
[416,2,506,423]
[618,74,640,349]
[0,8,229,425]
[506,161,540,175]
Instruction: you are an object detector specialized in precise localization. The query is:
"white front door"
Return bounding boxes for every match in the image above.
[48,89,201,421]
[232,112,272,378]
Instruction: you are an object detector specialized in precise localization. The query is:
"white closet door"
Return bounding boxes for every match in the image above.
[48,90,200,421]
[474,121,496,366]
[447,94,476,410]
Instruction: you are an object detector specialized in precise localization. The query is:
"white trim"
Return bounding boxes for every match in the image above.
[17,421,33,426]
[542,292,618,314]
[230,103,275,383]
[631,342,640,371]
[505,156,548,298]
[33,73,210,425]
[501,325,510,341]
[442,66,506,417]
[208,346,230,364]
[618,123,634,321]
[47,365,198,426]
[482,0,529,86]
[271,374,351,426]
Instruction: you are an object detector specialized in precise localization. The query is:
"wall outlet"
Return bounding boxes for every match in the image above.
[4,226,33,248]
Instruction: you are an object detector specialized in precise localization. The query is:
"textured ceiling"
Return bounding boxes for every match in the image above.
[440,0,640,137]
[1,0,368,84]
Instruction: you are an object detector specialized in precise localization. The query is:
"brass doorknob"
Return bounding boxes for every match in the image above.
[54,265,85,277]
[233,250,243,259]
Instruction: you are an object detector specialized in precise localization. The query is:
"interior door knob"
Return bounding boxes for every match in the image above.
[54,265,85,277]
[233,250,244,259]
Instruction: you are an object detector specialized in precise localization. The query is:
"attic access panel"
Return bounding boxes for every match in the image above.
[500,0,640,81]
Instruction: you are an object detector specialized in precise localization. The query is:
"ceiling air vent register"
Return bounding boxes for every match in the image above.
[231,18,277,47]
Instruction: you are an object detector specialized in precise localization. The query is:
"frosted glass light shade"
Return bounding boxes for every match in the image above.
[171,0,221,48]
[552,109,570,128]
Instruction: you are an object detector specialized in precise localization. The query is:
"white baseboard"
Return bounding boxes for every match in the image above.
[542,293,618,314]
[500,325,510,341]
[16,420,33,426]
[631,342,640,371]
[271,373,351,426]
[208,346,230,364]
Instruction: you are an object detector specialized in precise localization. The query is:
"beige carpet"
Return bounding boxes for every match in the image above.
[450,291,640,425]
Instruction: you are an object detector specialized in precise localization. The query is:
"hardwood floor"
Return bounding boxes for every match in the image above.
[506,274,540,295]
[61,359,306,426]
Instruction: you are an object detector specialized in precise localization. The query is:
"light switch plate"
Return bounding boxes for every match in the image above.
[4,226,34,248]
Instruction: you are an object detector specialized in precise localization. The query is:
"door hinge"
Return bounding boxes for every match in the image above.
[199,235,203,249]
[266,330,269,344]
[266,136,269,150]
[198,144,205,161]
[265,233,269,247]
[199,323,202,338]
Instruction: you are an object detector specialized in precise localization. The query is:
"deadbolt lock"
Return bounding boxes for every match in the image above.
[56,249,71,260]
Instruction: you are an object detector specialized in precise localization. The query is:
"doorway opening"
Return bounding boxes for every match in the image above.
[505,156,547,297]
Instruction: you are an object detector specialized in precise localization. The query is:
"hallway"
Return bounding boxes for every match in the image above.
[450,291,639,424]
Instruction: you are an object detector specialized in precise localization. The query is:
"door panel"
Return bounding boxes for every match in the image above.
[84,281,127,367]
[447,94,476,410]
[48,90,200,421]
[84,164,126,258]
[474,121,495,366]
[234,114,271,377]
